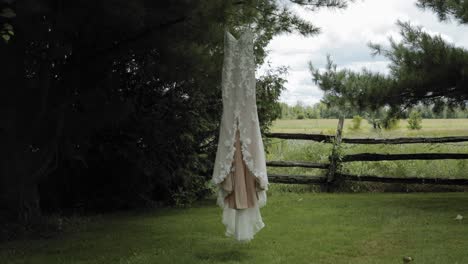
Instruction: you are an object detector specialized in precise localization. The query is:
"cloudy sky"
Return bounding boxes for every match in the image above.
[258,0,468,106]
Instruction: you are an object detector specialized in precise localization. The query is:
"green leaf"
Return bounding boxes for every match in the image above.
[7,30,14,36]
[2,34,10,42]
[3,23,13,30]
[0,8,16,18]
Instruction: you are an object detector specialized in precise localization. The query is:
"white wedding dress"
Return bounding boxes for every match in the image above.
[211,28,269,242]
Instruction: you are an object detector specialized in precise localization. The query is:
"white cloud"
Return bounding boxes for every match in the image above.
[259,0,468,106]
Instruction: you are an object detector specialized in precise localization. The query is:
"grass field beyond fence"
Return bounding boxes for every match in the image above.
[270,118,468,137]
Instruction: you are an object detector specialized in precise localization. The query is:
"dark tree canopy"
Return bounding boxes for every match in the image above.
[0,0,352,227]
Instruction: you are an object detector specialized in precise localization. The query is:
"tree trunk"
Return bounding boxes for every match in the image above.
[18,182,41,224]
[0,8,45,225]
[0,110,42,224]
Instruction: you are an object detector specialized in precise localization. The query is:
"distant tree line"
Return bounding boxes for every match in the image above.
[279,101,468,120]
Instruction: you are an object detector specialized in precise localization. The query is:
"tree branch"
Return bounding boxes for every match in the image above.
[289,0,349,9]
[85,16,187,63]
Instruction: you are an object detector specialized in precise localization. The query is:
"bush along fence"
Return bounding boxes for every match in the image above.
[265,117,468,192]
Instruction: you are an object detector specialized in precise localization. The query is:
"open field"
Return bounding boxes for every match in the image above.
[270,118,468,137]
[1,192,468,264]
[266,119,468,188]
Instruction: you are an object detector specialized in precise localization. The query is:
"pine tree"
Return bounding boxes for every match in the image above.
[310,20,468,119]
[417,0,468,24]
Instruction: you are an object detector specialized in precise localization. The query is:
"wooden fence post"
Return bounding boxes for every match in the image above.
[325,116,344,192]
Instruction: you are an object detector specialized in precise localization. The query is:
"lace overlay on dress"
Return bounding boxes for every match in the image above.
[211,28,269,242]
[212,29,269,193]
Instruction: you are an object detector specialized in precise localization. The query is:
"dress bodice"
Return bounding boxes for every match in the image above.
[221,29,257,119]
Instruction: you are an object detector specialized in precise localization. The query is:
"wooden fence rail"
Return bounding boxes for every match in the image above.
[265,133,333,142]
[268,174,326,184]
[265,118,468,190]
[337,173,468,185]
[266,161,329,169]
[265,133,468,145]
[342,153,468,162]
[342,136,468,144]
[267,173,468,185]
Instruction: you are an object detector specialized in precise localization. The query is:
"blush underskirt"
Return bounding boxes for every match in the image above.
[220,129,265,242]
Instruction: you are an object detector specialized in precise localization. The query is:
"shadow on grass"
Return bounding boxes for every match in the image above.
[195,249,250,262]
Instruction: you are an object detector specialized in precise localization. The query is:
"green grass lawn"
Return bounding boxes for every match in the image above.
[2,191,468,264]
[2,119,468,263]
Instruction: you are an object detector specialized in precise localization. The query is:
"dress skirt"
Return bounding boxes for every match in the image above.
[220,129,265,241]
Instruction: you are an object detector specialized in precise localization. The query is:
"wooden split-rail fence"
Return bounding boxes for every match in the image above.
[265,117,468,191]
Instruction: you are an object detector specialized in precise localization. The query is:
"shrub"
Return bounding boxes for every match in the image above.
[350,115,363,130]
[383,117,400,130]
[407,111,422,130]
